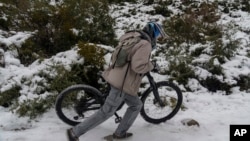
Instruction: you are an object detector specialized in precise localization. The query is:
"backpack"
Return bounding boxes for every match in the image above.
[111,30,148,68]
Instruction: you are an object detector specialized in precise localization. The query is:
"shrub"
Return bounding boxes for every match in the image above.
[159,1,245,94]
[12,63,88,119]
[77,42,106,88]
[14,95,55,119]
[237,75,250,91]
[163,1,222,46]
[18,39,42,66]
[219,0,250,13]
[167,59,196,86]
[0,85,21,107]
[108,0,137,4]
[2,41,108,118]
[153,0,173,17]
[241,0,250,12]
[199,76,232,94]
[46,65,79,93]
[1,0,116,65]
[160,44,196,87]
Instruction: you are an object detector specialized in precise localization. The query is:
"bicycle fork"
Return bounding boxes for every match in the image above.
[147,73,165,107]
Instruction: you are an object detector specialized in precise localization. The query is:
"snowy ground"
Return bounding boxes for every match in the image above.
[1,89,250,141]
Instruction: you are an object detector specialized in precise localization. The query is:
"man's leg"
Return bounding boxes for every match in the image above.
[114,94,143,136]
[72,86,125,137]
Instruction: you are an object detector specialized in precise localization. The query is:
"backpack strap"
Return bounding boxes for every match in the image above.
[112,47,122,69]
[119,62,130,96]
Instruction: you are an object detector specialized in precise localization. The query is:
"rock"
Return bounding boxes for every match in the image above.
[181,118,200,127]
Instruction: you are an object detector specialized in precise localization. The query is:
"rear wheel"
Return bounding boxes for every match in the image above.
[55,84,103,126]
[140,81,183,124]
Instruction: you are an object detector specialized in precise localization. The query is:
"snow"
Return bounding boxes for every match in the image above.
[0,90,249,141]
[1,1,250,141]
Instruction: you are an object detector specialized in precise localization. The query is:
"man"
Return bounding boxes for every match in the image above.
[66,21,167,141]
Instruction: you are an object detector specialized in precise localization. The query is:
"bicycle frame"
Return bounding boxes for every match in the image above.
[145,72,165,107]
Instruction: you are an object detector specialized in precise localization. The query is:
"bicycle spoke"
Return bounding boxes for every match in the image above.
[56,85,102,125]
[141,81,182,123]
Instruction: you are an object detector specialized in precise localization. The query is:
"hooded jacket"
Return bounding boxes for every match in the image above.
[102,31,154,96]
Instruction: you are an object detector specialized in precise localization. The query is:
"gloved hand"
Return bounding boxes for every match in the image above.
[151,60,160,73]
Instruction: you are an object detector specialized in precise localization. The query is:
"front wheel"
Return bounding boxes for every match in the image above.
[55,84,103,126]
[140,81,183,124]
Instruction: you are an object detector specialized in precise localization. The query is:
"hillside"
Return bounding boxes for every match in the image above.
[1,0,250,141]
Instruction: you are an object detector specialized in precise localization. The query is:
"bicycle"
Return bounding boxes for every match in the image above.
[55,71,183,126]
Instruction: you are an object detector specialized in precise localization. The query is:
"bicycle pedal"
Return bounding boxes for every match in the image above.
[115,117,122,123]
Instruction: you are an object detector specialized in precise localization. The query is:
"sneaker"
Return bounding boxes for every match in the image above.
[66,128,79,141]
[113,132,133,139]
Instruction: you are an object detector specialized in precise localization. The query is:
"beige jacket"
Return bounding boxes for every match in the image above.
[102,31,154,95]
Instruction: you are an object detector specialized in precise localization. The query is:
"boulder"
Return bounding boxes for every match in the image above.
[181,118,200,127]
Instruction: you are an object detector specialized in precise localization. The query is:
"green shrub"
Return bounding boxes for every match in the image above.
[160,45,196,87]
[241,0,250,12]
[1,0,116,65]
[77,42,105,88]
[159,1,245,94]
[108,0,137,4]
[237,75,250,91]
[46,65,79,93]
[18,39,42,66]
[218,0,250,13]
[0,85,21,107]
[14,95,56,119]
[167,60,195,86]
[153,1,173,17]
[163,1,222,46]
[0,18,9,30]
[199,76,232,94]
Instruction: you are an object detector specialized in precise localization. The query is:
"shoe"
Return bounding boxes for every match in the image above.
[67,128,79,141]
[113,132,133,139]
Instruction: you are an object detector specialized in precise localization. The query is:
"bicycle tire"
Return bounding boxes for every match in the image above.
[140,81,183,124]
[55,84,103,126]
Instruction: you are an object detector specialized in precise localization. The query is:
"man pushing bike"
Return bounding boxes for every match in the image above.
[67,21,167,141]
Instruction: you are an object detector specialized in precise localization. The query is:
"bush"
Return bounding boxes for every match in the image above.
[0,85,21,107]
[108,0,137,4]
[77,42,105,88]
[237,75,250,91]
[163,1,222,46]
[153,0,173,17]
[18,39,42,66]
[14,95,55,119]
[167,59,196,86]
[1,0,116,65]
[200,76,232,94]
[12,63,91,119]
[159,1,245,93]
[219,0,250,13]
[1,41,108,118]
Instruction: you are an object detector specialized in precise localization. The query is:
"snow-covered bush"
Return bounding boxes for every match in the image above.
[0,42,107,118]
[0,85,21,108]
[158,1,249,94]
[0,0,116,65]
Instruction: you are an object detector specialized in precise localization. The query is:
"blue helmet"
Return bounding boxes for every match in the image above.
[149,22,167,39]
[142,22,167,49]
[143,22,167,39]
